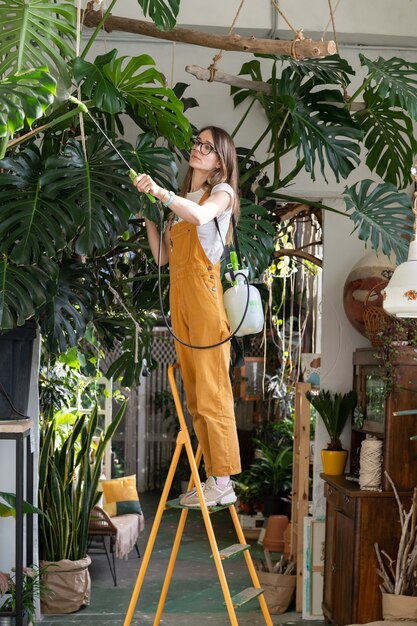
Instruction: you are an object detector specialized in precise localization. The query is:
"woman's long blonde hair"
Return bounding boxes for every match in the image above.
[180,126,240,242]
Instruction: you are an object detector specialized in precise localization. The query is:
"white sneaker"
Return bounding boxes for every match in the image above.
[183,476,237,508]
[179,482,205,506]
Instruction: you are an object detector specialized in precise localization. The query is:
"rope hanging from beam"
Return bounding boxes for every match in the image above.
[206,0,246,82]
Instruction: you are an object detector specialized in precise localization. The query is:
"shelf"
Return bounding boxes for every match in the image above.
[0,423,34,626]
[0,419,33,434]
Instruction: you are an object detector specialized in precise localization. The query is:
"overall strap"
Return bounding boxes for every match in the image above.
[214,217,235,282]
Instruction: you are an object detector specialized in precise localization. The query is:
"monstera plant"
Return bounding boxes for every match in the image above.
[231,53,417,262]
[0,0,416,386]
[0,0,275,384]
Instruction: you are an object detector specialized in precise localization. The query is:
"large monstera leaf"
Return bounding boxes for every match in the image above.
[73,50,191,148]
[136,0,180,31]
[0,145,79,264]
[360,55,417,120]
[354,88,417,188]
[0,0,76,84]
[41,135,143,256]
[234,200,275,278]
[0,68,56,144]
[103,312,157,387]
[39,259,97,354]
[344,180,413,263]
[277,69,362,183]
[286,55,355,88]
[0,256,50,328]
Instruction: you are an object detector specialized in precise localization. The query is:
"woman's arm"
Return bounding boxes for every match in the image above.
[134,174,231,226]
[145,218,170,266]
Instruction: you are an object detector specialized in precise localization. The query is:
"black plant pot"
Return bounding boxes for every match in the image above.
[263,493,282,517]
[0,320,37,420]
[263,493,293,518]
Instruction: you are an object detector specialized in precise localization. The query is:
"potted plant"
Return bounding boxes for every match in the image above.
[234,471,262,515]
[306,389,357,475]
[38,404,125,614]
[243,441,293,516]
[0,566,48,625]
[375,472,417,620]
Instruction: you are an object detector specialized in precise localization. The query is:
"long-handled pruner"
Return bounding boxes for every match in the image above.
[68,95,156,203]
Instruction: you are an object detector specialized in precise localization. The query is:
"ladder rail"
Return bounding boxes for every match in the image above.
[123,437,182,626]
[153,437,200,623]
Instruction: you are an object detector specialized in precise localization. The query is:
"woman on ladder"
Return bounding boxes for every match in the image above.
[134,126,241,507]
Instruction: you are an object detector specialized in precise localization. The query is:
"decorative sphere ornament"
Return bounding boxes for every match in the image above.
[343,251,396,336]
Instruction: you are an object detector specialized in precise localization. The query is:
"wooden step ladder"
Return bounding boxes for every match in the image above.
[123,363,273,626]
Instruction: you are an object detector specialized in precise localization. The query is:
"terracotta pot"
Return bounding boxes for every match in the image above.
[321,449,348,476]
[382,592,417,620]
[262,515,289,552]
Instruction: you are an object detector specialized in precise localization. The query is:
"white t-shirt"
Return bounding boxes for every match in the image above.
[172,183,234,264]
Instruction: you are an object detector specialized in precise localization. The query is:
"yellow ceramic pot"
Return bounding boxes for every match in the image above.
[321,449,348,475]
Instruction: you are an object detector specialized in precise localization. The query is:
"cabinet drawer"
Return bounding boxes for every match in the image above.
[324,482,341,508]
[325,483,356,518]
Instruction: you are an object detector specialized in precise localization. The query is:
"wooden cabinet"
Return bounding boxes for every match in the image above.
[323,347,417,625]
[350,347,417,491]
[322,475,410,626]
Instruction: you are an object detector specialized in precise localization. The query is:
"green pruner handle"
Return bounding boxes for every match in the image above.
[129,169,156,203]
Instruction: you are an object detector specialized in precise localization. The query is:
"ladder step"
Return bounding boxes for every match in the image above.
[216,543,251,560]
[166,497,232,512]
[231,586,264,608]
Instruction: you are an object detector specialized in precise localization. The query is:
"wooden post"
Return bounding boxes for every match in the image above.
[291,382,312,612]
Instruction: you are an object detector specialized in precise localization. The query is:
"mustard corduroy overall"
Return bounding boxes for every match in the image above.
[168,216,241,477]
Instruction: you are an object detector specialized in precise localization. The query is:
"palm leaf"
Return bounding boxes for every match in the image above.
[360,55,417,120]
[0,0,76,83]
[343,180,413,263]
[137,0,180,31]
[354,88,417,188]
[0,68,56,138]
[41,135,143,256]
[0,144,79,264]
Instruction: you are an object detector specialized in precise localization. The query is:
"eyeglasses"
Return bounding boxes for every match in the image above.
[191,137,217,156]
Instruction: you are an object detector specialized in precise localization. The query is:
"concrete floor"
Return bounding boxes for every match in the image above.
[37,491,324,626]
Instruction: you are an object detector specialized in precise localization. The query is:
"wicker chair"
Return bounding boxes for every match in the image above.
[88,505,143,586]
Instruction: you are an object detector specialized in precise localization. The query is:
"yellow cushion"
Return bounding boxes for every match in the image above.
[101,475,142,517]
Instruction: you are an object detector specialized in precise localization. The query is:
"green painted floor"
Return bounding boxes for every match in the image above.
[37,491,324,625]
